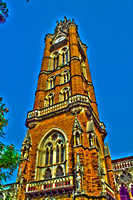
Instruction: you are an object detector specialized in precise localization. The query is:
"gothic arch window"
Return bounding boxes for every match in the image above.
[44,93,55,107]
[61,47,70,66]
[48,51,59,70]
[37,129,67,180]
[56,166,64,177]
[44,168,52,179]
[47,75,55,90]
[59,87,71,102]
[53,52,59,69]
[60,69,70,84]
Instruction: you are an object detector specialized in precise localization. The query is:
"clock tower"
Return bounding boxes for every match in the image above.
[16,17,118,200]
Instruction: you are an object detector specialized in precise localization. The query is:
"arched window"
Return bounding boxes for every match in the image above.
[63,88,69,101]
[37,130,67,180]
[53,52,59,69]
[44,168,52,179]
[61,47,69,66]
[60,69,70,84]
[44,93,55,107]
[48,94,54,106]
[59,87,70,102]
[47,75,55,90]
[56,166,64,177]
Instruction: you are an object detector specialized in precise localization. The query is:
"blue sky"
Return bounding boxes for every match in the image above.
[1,0,133,184]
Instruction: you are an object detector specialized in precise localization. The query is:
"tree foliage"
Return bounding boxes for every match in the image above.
[0,0,9,23]
[0,97,20,185]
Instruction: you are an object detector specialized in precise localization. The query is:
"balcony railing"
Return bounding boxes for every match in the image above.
[26,94,106,134]
[25,175,74,196]
[27,94,90,119]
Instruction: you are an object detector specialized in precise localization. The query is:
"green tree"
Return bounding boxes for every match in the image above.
[0,0,9,23]
[0,97,20,186]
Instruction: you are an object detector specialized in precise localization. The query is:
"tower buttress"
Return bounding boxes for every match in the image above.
[34,36,52,110]
[69,24,84,95]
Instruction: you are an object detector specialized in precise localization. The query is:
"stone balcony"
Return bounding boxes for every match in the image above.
[26,94,92,128]
[25,175,74,198]
[27,94,90,119]
[25,94,106,137]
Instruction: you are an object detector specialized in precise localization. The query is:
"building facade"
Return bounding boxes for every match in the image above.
[5,17,120,200]
[112,156,133,200]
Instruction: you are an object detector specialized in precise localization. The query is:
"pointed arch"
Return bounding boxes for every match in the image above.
[44,168,52,179]
[60,46,70,66]
[49,51,59,70]
[59,87,71,102]
[36,128,68,180]
[46,75,55,90]
[60,69,70,84]
[56,166,64,177]
[44,93,55,108]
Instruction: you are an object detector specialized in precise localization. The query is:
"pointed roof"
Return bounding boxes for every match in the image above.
[22,131,31,146]
[73,115,83,132]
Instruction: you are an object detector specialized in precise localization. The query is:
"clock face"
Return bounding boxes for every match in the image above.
[54,36,66,44]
